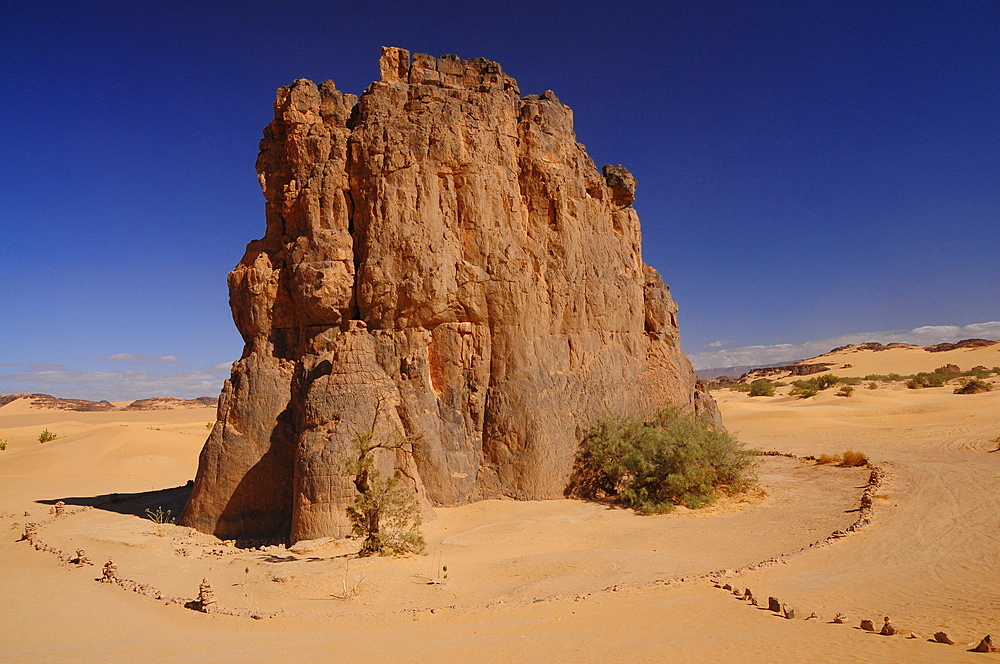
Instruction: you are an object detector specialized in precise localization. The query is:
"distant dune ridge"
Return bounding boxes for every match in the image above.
[0,394,218,412]
[700,338,999,382]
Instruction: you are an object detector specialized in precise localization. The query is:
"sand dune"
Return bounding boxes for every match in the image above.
[1,368,997,662]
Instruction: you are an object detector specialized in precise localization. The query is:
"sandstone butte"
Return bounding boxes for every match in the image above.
[180,47,721,544]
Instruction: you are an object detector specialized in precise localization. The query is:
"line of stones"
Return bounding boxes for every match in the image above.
[16,456,896,622]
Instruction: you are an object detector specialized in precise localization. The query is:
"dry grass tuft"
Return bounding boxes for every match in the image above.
[839,450,869,467]
[816,454,841,465]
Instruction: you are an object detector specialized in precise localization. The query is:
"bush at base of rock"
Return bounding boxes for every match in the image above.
[568,406,756,514]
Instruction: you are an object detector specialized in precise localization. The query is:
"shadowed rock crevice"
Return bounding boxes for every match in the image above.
[180,47,720,543]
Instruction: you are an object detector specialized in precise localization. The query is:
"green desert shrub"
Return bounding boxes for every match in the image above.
[954,378,992,395]
[907,372,946,389]
[790,375,840,396]
[789,384,818,399]
[748,379,775,397]
[569,406,756,514]
[730,383,751,393]
[344,429,425,557]
[836,385,854,397]
[38,429,57,443]
[0,438,6,451]
[867,382,879,390]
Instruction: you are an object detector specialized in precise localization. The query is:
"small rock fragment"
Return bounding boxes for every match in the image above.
[933,631,955,645]
[722,583,733,591]
[881,617,897,636]
[972,635,996,653]
[907,632,920,639]
[782,604,795,620]
[860,619,875,631]
[768,597,781,612]
[833,613,848,624]
[806,612,818,620]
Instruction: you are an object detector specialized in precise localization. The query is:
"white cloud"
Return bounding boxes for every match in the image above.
[687,321,1000,370]
[96,353,182,364]
[705,340,733,348]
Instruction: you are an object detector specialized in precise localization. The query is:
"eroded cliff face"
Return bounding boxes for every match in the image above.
[180,47,720,543]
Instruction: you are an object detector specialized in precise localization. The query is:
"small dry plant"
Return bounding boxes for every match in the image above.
[816,454,841,465]
[145,506,175,536]
[331,560,366,600]
[839,450,869,467]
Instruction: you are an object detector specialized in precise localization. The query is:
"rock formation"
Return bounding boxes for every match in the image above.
[180,47,720,543]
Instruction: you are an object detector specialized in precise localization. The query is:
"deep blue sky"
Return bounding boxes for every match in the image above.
[2,1,998,398]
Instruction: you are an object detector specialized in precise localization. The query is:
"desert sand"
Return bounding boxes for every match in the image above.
[2,345,998,662]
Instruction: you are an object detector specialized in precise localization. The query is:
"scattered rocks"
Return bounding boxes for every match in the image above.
[972,635,996,653]
[880,617,897,636]
[860,619,876,631]
[934,631,956,645]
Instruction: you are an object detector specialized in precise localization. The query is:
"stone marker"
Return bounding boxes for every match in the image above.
[768,597,782,612]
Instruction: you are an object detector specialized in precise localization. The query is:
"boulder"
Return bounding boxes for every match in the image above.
[881,617,897,636]
[180,47,720,543]
[782,604,795,620]
[768,597,781,612]
[860,619,875,631]
[934,631,955,645]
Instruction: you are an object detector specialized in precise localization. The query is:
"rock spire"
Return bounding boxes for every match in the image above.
[180,47,720,543]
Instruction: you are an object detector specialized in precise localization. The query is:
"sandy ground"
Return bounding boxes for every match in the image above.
[1,350,998,662]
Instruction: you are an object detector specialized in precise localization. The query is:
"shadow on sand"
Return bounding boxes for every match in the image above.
[37,482,193,520]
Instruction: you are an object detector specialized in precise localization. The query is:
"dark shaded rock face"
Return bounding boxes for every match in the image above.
[180,47,721,543]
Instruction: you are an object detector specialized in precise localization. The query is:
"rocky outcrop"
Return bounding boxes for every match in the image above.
[180,47,720,543]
